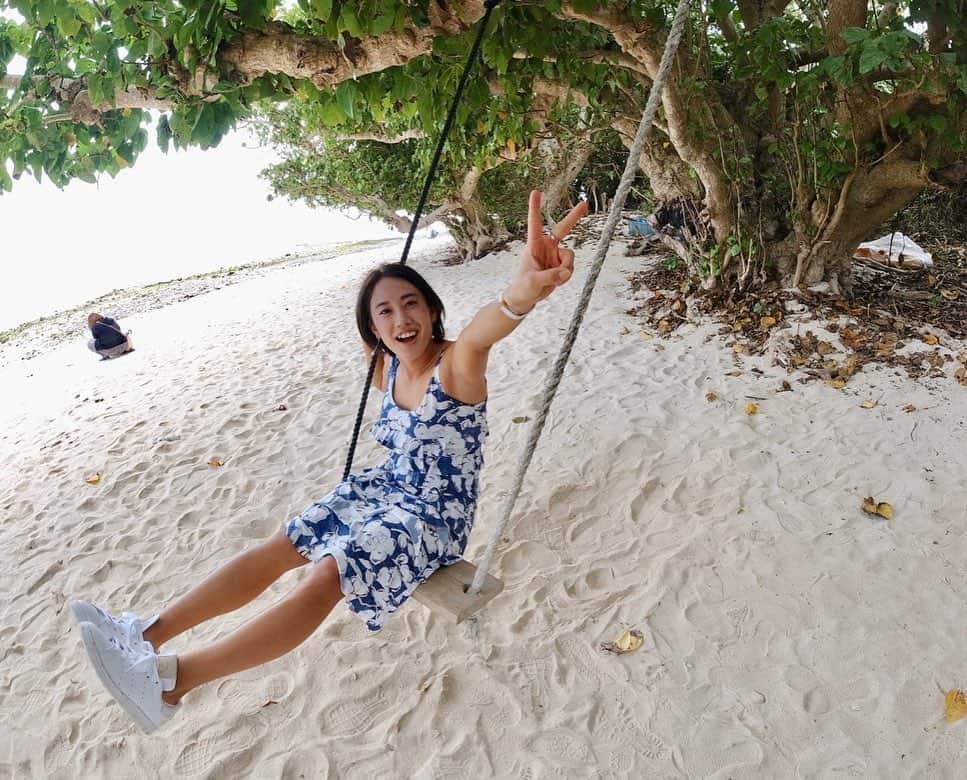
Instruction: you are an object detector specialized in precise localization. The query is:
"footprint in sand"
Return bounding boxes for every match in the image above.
[43,727,77,774]
[592,695,667,771]
[524,728,596,769]
[174,737,218,777]
[318,688,387,736]
[504,651,551,710]
[216,672,294,713]
[556,633,626,688]
[430,754,477,780]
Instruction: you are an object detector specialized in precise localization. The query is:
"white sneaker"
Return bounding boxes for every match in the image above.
[70,600,158,653]
[79,622,178,733]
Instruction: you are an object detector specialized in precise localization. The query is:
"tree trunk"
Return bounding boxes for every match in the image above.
[777,158,929,291]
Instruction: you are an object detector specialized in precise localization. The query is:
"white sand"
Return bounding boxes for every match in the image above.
[1,233,965,778]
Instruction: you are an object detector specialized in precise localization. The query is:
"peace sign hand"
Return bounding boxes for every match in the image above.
[504,191,588,313]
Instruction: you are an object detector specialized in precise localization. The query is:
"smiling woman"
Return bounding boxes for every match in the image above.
[70,190,586,734]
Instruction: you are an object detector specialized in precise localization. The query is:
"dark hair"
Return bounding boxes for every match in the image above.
[355,263,446,354]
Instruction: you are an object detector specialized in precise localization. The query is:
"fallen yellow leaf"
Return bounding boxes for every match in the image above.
[85,473,101,485]
[511,416,530,424]
[208,458,224,468]
[706,392,718,402]
[923,333,939,345]
[760,316,777,330]
[956,366,967,386]
[860,400,877,409]
[940,288,960,300]
[827,378,847,389]
[745,403,758,415]
[639,330,653,340]
[861,497,893,519]
[733,343,747,354]
[946,689,967,722]
[601,629,644,654]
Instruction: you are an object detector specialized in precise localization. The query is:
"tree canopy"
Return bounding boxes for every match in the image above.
[2,1,966,288]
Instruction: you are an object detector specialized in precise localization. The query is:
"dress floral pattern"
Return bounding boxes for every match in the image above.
[285,353,488,630]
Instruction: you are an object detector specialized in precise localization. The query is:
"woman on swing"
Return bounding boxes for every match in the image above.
[72,192,587,732]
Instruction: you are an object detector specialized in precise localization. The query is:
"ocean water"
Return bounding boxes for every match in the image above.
[0,129,398,332]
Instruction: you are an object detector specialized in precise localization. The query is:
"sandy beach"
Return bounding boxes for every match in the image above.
[1,231,965,778]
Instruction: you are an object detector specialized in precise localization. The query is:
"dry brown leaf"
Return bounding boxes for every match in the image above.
[946,689,967,722]
[778,380,792,392]
[923,333,939,345]
[956,366,967,386]
[744,403,758,415]
[601,629,644,654]
[861,497,893,519]
[726,370,743,377]
[902,404,916,413]
[940,288,960,301]
[706,392,718,402]
[760,316,777,330]
[511,416,530,424]
[733,343,748,354]
[827,379,847,389]
[817,341,835,356]
[959,352,967,365]
[860,400,877,409]
[85,473,101,485]
[208,458,224,468]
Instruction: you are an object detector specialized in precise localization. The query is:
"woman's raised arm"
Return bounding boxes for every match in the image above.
[444,191,587,399]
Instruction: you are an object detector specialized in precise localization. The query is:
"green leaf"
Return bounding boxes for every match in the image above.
[340,6,362,38]
[371,13,394,36]
[310,0,332,21]
[335,81,356,120]
[858,44,887,75]
[840,27,871,45]
[157,115,172,152]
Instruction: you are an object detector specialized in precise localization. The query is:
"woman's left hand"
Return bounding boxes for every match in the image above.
[504,191,588,313]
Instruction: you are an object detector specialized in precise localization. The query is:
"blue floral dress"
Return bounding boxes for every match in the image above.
[285,353,488,630]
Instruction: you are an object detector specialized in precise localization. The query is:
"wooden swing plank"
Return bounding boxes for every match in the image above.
[412,558,504,623]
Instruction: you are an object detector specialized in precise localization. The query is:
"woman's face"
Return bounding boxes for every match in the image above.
[369,277,436,358]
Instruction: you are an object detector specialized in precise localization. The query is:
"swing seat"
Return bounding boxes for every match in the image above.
[412,558,504,623]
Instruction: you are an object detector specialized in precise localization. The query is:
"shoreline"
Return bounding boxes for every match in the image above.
[0,237,402,367]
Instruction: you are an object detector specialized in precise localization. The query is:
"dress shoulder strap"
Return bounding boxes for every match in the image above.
[386,353,399,382]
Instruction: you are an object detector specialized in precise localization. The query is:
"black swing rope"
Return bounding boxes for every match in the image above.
[342,0,502,480]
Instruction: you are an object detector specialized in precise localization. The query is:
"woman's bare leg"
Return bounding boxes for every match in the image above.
[162,556,342,705]
[144,531,308,650]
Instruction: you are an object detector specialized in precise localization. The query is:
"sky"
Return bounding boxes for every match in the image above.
[0,122,400,332]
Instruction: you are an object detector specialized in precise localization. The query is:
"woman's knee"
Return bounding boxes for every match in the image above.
[297,556,342,605]
[260,531,309,572]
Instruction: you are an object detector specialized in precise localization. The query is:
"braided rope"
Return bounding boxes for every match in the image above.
[343,0,501,480]
[469,0,693,595]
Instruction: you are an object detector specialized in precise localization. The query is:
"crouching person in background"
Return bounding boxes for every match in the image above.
[87,312,134,360]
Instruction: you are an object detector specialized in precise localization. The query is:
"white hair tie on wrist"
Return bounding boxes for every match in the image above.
[498,291,532,320]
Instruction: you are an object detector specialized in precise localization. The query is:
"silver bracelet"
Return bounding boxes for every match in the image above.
[498,292,532,320]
